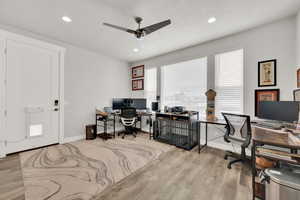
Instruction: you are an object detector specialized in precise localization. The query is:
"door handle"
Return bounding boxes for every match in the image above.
[54,99,59,111]
[54,100,59,106]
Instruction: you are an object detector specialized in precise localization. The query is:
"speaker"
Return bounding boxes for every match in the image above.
[151,102,159,112]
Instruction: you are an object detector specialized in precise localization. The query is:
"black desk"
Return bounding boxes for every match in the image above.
[96,111,153,139]
[198,118,227,153]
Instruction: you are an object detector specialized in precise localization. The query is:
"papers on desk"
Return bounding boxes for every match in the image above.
[289,132,300,145]
[256,147,300,164]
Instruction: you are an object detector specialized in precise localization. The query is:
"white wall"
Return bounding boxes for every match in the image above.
[132,16,296,117]
[297,11,300,67]
[131,16,297,151]
[64,46,129,138]
[0,24,130,141]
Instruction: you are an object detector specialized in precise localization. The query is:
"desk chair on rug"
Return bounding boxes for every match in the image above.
[120,107,138,139]
[222,113,252,169]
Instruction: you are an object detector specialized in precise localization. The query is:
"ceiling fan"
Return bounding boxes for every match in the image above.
[103,17,171,39]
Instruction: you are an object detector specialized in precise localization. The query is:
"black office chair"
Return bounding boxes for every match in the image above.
[222,113,252,169]
[120,107,138,139]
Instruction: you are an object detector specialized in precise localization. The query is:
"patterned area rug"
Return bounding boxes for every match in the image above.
[20,137,172,200]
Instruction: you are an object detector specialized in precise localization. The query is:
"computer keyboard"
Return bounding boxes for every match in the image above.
[252,121,282,130]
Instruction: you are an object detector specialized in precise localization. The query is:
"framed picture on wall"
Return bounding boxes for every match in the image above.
[132,65,144,79]
[297,68,300,88]
[255,89,280,116]
[258,59,277,87]
[132,79,144,91]
[294,89,300,101]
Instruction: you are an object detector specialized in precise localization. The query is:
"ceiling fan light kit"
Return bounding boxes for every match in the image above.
[103,17,171,39]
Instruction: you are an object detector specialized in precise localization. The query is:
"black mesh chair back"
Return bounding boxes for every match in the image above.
[120,107,137,138]
[222,112,252,169]
[222,113,251,147]
[121,107,137,118]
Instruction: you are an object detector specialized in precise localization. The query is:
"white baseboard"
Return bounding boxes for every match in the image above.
[62,135,85,144]
[0,153,6,158]
[0,143,7,158]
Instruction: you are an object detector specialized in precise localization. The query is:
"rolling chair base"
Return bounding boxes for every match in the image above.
[121,132,137,139]
[224,151,247,169]
[121,127,138,139]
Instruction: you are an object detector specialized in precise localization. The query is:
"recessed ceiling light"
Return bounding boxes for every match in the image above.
[62,16,72,23]
[208,17,216,24]
[133,48,139,52]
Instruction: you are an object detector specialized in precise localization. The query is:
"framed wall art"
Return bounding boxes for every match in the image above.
[132,79,144,91]
[132,65,144,79]
[258,59,277,87]
[255,89,280,116]
[297,68,300,88]
[294,89,300,101]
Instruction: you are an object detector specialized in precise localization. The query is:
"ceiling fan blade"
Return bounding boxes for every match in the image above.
[142,19,171,35]
[103,23,136,34]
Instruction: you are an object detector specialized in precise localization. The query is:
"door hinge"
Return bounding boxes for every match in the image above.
[3,48,7,55]
[4,141,7,147]
[4,110,7,117]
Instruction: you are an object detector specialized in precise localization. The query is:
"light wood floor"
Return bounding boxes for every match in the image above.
[95,147,252,200]
[0,154,25,200]
[0,145,252,200]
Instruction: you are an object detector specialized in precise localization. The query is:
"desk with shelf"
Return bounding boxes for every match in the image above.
[251,127,300,200]
[96,110,153,140]
[197,118,227,153]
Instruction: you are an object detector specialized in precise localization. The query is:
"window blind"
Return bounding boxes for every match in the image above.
[215,49,244,117]
[161,57,207,116]
[145,67,157,109]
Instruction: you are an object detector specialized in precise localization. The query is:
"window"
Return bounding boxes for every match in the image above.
[215,49,244,117]
[145,67,157,109]
[161,57,207,116]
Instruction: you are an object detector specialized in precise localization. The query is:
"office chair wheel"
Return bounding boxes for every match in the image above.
[224,155,229,160]
[227,164,232,169]
[122,136,125,139]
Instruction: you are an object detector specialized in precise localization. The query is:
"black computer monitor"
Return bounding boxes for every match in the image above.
[257,101,299,123]
[112,98,147,110]
[131,98,147,110]
[112,98,127,110]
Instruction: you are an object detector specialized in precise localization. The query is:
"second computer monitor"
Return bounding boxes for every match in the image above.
[131,98,147,110]
[257,101,299,123]
[112,98,147,110]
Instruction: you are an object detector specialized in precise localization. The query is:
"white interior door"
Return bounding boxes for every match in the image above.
[0,36,6,157]
[5,39,60,154]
